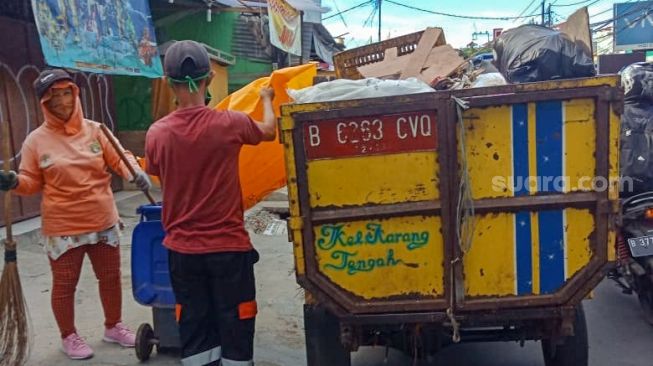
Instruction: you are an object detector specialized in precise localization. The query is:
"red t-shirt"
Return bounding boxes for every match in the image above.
[145,106,263,254]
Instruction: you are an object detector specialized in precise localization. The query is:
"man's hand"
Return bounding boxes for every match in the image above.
[259,87,275,101]
[131,171,152,191]
[257,87,277,141]
[0,170,18,191]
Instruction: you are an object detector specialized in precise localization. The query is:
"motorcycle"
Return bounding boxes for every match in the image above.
[610,191,653,324]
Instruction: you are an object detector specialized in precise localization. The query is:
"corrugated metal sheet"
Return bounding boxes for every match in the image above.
[232,15,273,62]
[288,22,343,65]
[231,14,341,66]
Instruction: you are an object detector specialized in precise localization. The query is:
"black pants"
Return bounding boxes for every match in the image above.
[169,249,259,366]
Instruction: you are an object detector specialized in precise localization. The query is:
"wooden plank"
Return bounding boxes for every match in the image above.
[400,27,444,79]
[357,47,402,79]
[418,45,466,85]
[359,43,464,80]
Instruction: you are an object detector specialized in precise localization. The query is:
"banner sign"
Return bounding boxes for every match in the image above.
[268,0,302,56]
[32,0,163,77]
[614,1,653,52]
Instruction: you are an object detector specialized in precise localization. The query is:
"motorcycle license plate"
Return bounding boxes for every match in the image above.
[627,236,653,257]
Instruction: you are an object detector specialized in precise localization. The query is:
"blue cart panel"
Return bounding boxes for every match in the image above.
[131,205,175,308]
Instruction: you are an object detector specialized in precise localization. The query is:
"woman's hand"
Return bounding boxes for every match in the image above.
[131,171,152,192]
[0,170,18,191]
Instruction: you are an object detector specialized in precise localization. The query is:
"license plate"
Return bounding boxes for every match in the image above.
[627,236,653,257]
[303,111,438,160]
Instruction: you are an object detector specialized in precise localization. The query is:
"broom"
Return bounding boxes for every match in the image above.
[99,124,156,205]
[0,120,30,366]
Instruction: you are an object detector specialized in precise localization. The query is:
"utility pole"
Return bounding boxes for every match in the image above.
[378,0,382,42]
[541,0,545,26]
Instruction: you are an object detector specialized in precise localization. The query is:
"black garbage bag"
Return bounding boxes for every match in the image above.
[493,24,596,83]
[621,62,653,104]
[620,101,653,196]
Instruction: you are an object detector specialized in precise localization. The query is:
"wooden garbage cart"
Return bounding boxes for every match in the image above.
[280,75,622,366]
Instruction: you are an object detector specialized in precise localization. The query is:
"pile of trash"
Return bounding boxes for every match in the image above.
[290,7,597,102]
[619,62,653,196]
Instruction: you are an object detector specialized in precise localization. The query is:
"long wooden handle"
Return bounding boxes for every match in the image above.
[2,120,13,242]
[99,124,156,205]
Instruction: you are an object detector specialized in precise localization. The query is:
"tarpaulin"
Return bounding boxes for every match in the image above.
[217,64,317,209]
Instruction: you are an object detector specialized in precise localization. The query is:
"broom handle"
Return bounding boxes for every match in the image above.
[2,120,13,242]
[99,124,156,205]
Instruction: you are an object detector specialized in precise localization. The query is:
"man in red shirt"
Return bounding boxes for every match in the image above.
[145,40,276,366]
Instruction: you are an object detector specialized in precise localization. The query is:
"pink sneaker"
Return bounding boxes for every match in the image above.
[61,333,94,360]
[103,322,136,347]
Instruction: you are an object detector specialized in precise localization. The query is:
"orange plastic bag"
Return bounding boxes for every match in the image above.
[217,64,316,209]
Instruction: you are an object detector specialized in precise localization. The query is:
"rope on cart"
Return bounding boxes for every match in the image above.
[446,307,461,343]
[453,96,476,256]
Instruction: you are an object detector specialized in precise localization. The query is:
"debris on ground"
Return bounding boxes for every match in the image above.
[245,208,287,236]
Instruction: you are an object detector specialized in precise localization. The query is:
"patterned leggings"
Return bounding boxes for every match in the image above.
[48,243,122,338]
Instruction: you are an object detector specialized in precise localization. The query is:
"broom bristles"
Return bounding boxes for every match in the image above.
[0,261,30,366]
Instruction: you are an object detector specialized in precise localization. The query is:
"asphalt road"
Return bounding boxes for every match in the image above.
[352,280,653,366]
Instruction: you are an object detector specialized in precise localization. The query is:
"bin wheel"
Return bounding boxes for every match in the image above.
[304,304,351,366]
[136,323,155,362]
[541,304,588,366]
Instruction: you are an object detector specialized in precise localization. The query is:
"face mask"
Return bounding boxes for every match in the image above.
[205,89,212,106]
[167,73,210,94]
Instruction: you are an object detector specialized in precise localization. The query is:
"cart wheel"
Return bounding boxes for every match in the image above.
[136,323,155,362]
[304,304,351,366]
[541,304,588,366]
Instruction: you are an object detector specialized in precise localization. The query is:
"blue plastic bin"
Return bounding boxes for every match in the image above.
[131,204,180,361]
[137,204,163,221]
[132,205,174,307]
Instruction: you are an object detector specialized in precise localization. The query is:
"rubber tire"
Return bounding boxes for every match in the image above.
[541,304,589,366]
[136,323,155,362]
[304,304,351,366]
